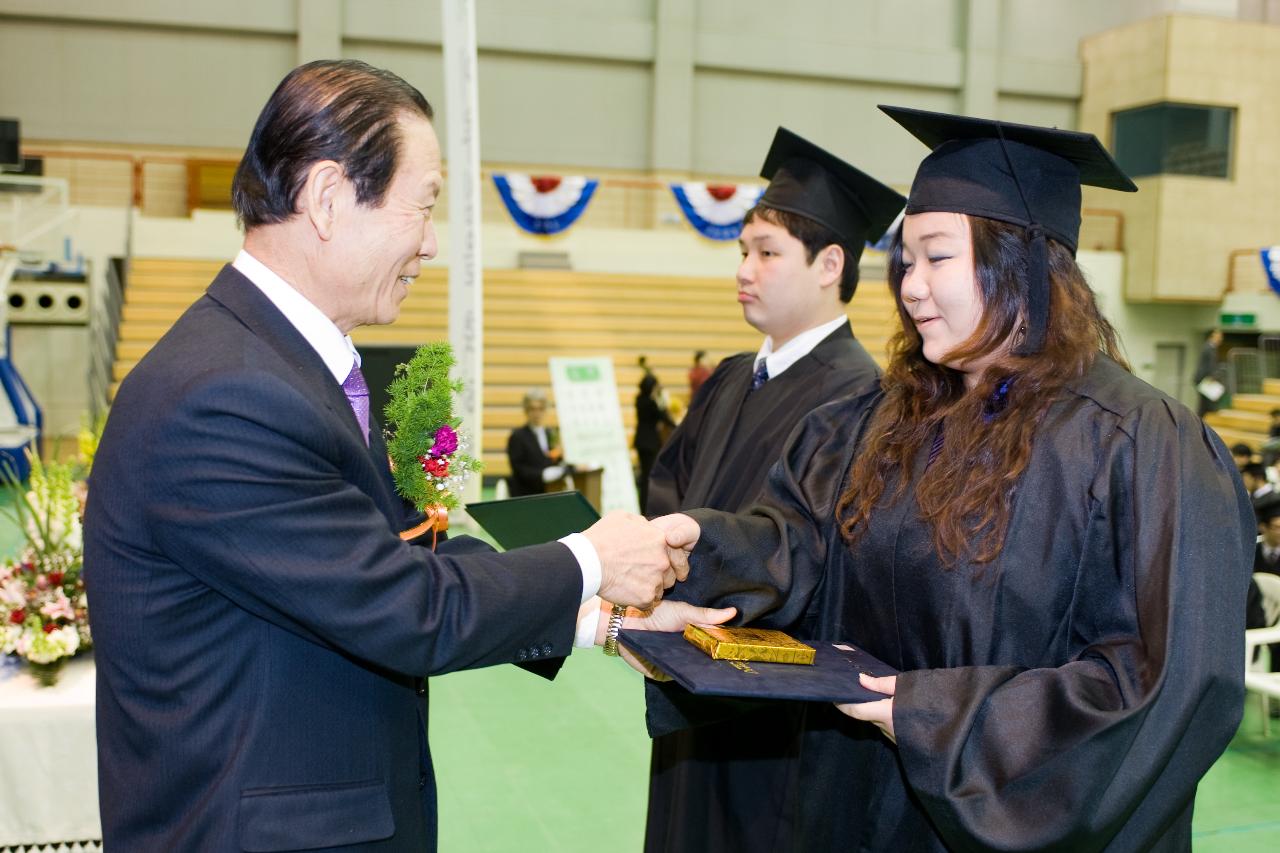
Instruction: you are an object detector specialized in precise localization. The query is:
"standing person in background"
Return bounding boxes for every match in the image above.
[634,373,676,512]
[1195,327,1225,417]
[506,388,567,497]
[640,127,904,853]
[687,350,711,401]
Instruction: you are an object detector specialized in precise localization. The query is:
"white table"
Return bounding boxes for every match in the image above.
[0,654,101,851]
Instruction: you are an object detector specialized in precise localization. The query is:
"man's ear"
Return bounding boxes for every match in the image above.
[299,160,345,241]
[817,244,844,289]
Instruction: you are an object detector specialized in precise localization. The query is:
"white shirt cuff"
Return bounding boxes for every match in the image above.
[575,596,604,648]
[558,532,601,605]
[541,465,566,483]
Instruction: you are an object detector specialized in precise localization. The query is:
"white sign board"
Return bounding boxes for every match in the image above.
[549,356,639,515]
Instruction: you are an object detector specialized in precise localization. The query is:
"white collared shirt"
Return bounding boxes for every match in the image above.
[233,250,360,383]
[754,314,849,380]
[231,249,602,610]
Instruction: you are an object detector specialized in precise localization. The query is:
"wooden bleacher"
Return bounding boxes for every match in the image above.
[1205,380,1280,453]
[114,259,899,476]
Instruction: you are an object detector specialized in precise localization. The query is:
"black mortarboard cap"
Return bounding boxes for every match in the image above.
[758,127,905,261]
[879,105,1136,354]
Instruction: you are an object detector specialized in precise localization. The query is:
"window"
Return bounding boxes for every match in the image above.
[1111,102,1234,179]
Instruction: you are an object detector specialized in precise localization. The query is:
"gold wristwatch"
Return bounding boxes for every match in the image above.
[602,603,627,656]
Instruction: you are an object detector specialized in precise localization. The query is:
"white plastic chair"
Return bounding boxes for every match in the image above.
[1245,572,1280,735]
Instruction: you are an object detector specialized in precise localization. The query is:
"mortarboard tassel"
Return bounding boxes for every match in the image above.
[1015,224,1049,355]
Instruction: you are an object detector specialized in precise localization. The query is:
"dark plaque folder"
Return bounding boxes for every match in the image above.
[466,491,600,550]
[618,629,899,703]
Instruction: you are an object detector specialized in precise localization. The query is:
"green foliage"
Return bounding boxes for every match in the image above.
[383,342,482,511]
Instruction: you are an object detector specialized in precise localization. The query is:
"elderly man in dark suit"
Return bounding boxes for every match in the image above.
[506,388,565,496]
[83,60,710,852]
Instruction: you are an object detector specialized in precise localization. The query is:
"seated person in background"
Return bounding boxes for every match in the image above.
[1242,462,1273,499]
[506,388,566,496]
[1232,442,1255,471]
[1255,494,1280,576]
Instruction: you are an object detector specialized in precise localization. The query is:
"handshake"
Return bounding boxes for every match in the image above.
[579,511,734,676]
[581,511,702,610]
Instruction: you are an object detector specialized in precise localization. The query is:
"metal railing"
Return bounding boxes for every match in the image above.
[1228,347,1264,396]
[87,256,125,418]
[1260,336,1280,380]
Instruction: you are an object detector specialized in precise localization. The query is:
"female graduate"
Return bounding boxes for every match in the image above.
[651,107,1254,851]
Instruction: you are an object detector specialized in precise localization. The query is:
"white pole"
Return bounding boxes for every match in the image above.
[441,0,484,506]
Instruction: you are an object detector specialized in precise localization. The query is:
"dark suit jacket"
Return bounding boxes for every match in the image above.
[1255,542,1280,576]
[634,394,675,454]
[83,266,581,852]
[506,425,557,497]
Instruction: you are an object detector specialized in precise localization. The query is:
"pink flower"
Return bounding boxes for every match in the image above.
[430,425,458,457]
[40,589,75,622]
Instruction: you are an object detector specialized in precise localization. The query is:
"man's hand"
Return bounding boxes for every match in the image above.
[585,512,689,609]
[651,513,700,578]
[597,600,736,680]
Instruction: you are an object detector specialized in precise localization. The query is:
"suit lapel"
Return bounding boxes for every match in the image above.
[205,265,368,448]
[206,266,413,529]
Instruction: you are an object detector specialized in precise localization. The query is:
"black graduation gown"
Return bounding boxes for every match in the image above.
[646,322,879,517]
[655,356,1253,852]
[642,322,880,853]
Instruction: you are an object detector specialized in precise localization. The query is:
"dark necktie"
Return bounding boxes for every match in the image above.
[342,363,370,445]
[749,358,769,392]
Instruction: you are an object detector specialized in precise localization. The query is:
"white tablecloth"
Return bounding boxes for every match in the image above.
[0,654,101,849]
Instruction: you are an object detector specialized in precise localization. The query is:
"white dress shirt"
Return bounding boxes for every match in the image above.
[231,250,602,606]
[753,314,849,380]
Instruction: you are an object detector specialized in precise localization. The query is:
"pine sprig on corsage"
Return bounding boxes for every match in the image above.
[383,342,482,511]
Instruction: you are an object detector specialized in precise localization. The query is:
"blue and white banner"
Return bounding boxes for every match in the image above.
[492,173,598,235]
[670,183,764,241]
[1262,247,1280,297]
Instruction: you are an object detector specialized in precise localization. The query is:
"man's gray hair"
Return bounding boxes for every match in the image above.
[522,388,548,409]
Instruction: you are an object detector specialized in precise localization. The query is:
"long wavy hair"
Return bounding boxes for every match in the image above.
[835,216,1128,566]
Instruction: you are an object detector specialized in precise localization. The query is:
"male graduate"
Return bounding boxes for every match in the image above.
[83,60,707,852]
[640,129,905,853]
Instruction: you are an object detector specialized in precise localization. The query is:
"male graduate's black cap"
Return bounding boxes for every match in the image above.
[878,105,1137,354]
[758,127,905,259]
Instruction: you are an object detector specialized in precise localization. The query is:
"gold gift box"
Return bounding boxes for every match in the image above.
[683,624,815,665]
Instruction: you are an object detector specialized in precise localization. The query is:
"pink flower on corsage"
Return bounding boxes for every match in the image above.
[429,425,458,457]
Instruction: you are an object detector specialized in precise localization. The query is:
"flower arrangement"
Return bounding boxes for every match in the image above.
[383,342,482,514]
[1,450,91,685]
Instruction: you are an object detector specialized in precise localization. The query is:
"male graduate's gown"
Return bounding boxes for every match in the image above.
[643,321,879,853]
[652,356,1252,852]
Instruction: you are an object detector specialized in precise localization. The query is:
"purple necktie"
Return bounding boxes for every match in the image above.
[342,363,370,445]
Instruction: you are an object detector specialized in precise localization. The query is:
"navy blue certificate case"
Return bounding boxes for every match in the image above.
[617,629,899,703]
